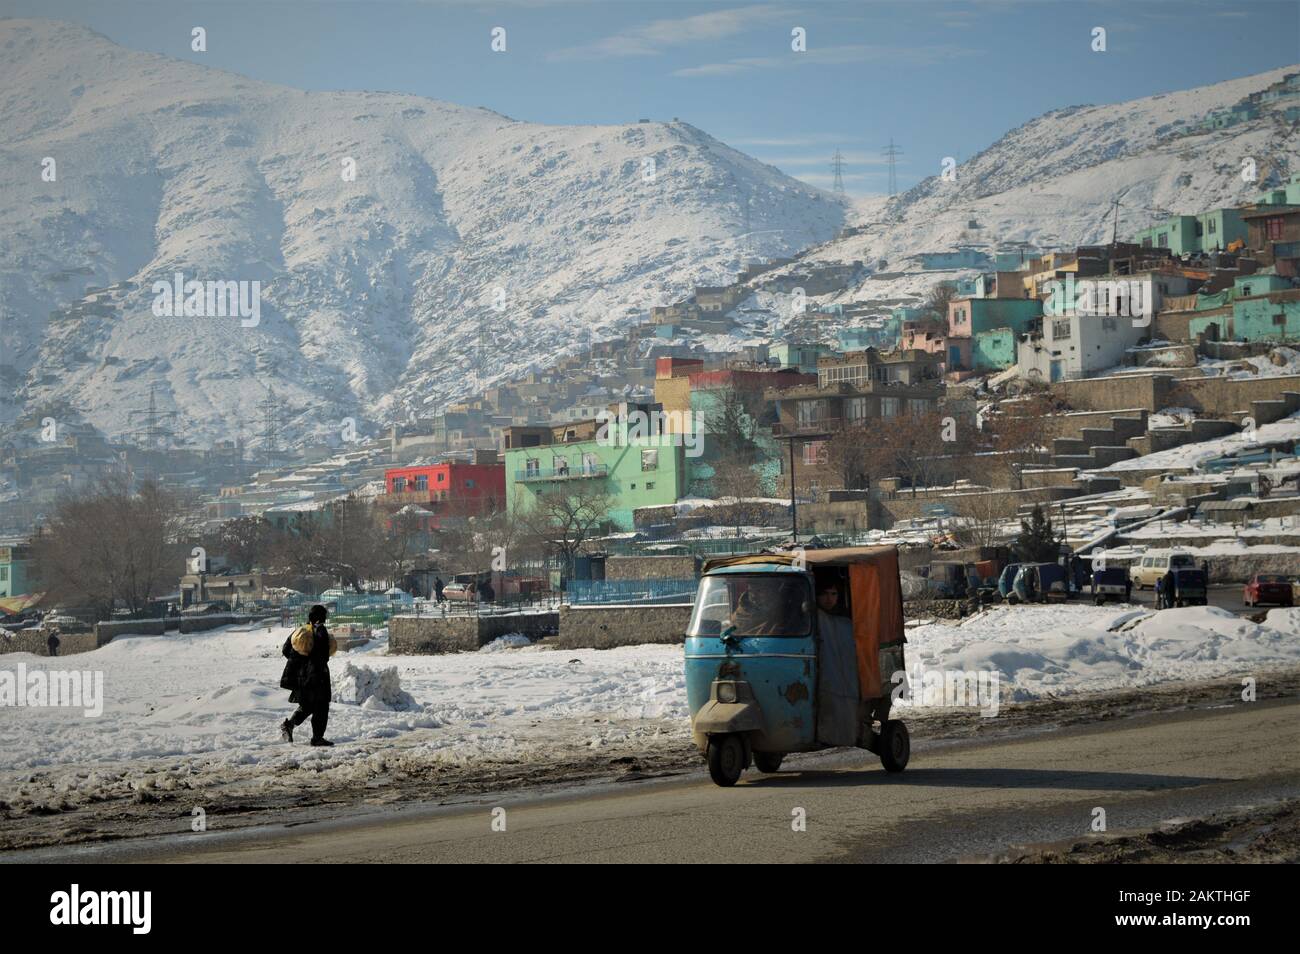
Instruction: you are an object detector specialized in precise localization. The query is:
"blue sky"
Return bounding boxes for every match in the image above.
[7,0,1299,195]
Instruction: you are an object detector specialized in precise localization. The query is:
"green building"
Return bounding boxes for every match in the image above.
[0,544,33,601]
[771,341,836,374]
[1132,209,1247,255]
[504,419,687,532]
[972,328,1017,372]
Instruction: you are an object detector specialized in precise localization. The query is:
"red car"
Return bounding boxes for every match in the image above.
[1243,574,1294,608]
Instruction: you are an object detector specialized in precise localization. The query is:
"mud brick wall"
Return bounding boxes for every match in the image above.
[555,604,694,649]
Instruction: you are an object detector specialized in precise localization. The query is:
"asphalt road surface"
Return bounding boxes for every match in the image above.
[35,696,1300,864]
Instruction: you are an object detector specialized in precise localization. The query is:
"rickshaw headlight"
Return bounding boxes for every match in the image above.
[716,682,738,704]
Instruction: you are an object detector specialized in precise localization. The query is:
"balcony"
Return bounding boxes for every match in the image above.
[771,418,843,437]
[515,464,609,482]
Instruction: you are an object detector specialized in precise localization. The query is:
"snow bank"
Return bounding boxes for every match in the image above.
[331,663,417,711]
[478,634,532,653]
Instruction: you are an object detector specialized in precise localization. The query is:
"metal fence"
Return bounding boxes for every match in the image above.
[564,578,697,605]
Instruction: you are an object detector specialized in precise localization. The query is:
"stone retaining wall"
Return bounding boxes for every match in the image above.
[389,612,560,654]
[554,604,694,649]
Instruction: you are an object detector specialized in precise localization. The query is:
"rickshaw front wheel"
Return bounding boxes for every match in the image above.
[753,751,784,773]
[707,734,746,787]
[879,720,910,773]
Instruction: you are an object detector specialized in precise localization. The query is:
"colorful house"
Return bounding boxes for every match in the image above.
[503,412,687,532]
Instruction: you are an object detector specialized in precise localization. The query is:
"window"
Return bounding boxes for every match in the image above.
[1208,219,1217,235]
[1157,232,1168,247]
[796,399,827,425]
[908,399,929,416]
[465,479,475,489]
[0,568,7,582]
[845,397,867,421]
[641,449,658,471]
[392,477,407,492]
[802,441,828,465]
[1052,319,1072,339]
[553,456,569,475]
[1267,217,1285,240]
[437,472,446,482]
[414,475,428,491]
[581,452,599,474]
[525,457,540,477]
[881,397,901,417]
[1275,313,1286,326]
[1242,284,1253,296]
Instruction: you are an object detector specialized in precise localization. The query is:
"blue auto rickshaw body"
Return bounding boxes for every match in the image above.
[685,546,910,785]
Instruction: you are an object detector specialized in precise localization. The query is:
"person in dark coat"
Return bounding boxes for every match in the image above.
[280,605,335,746]
[479,579,495,603]
[46,630,60,657]
[434,576,445,603]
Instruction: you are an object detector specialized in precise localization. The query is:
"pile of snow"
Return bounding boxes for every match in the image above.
[478,634,532,653]
[331,663,417,711]
[904,604,1300,701]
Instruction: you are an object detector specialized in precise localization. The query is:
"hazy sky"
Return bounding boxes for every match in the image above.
[5,0,1299,195]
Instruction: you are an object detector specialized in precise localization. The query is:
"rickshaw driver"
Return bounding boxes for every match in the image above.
[730,578,806,636]
[814,575,862,745]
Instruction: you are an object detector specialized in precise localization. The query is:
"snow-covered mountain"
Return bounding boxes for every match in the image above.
[0,18,843,445]
[804,65,1300,284]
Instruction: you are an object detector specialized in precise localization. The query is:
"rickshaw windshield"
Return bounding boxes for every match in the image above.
[688,574,812,638]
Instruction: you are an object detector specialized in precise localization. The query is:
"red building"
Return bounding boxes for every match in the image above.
[383,459,505,527]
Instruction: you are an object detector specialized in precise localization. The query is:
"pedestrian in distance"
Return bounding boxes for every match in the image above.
[279,604,338,747]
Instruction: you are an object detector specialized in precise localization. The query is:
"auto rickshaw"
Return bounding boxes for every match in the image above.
[685,546,909,787]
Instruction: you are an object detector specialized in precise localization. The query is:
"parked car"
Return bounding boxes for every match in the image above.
[1129,550,1197,589]
[1090,567,1131,605]
[1243,573,1294,608]
[442,582,477,602]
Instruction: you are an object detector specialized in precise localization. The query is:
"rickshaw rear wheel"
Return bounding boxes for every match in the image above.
[879,720,910,773]
[753,751,784,773]
[707,734,745,787]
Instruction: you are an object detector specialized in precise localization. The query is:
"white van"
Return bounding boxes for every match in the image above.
[1129,551,1198,588]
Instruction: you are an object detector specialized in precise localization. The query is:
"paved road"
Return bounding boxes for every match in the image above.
[46,697,1300,864]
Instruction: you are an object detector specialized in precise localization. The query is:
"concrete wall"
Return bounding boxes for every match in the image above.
[178,613,253,634]
[555,604,693,649]
[94,618,167,643]
[389,612,559,654]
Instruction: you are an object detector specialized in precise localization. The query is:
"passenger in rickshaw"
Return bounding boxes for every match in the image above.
[814,571,861,746]
[729,577,808,636]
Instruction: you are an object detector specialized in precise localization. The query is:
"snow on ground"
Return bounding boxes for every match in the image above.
[1100,410,1300,473]
[4,602,1300,800]
[903,603,1300,703]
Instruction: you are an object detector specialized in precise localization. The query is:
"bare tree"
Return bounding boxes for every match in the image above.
[950,492,1016,548]
[32,477,188,617]
[515,482,612,578]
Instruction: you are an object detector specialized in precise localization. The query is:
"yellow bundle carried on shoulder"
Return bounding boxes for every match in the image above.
[290,624,338,657]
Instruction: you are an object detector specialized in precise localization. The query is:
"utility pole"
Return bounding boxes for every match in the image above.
[787,437,798,545]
